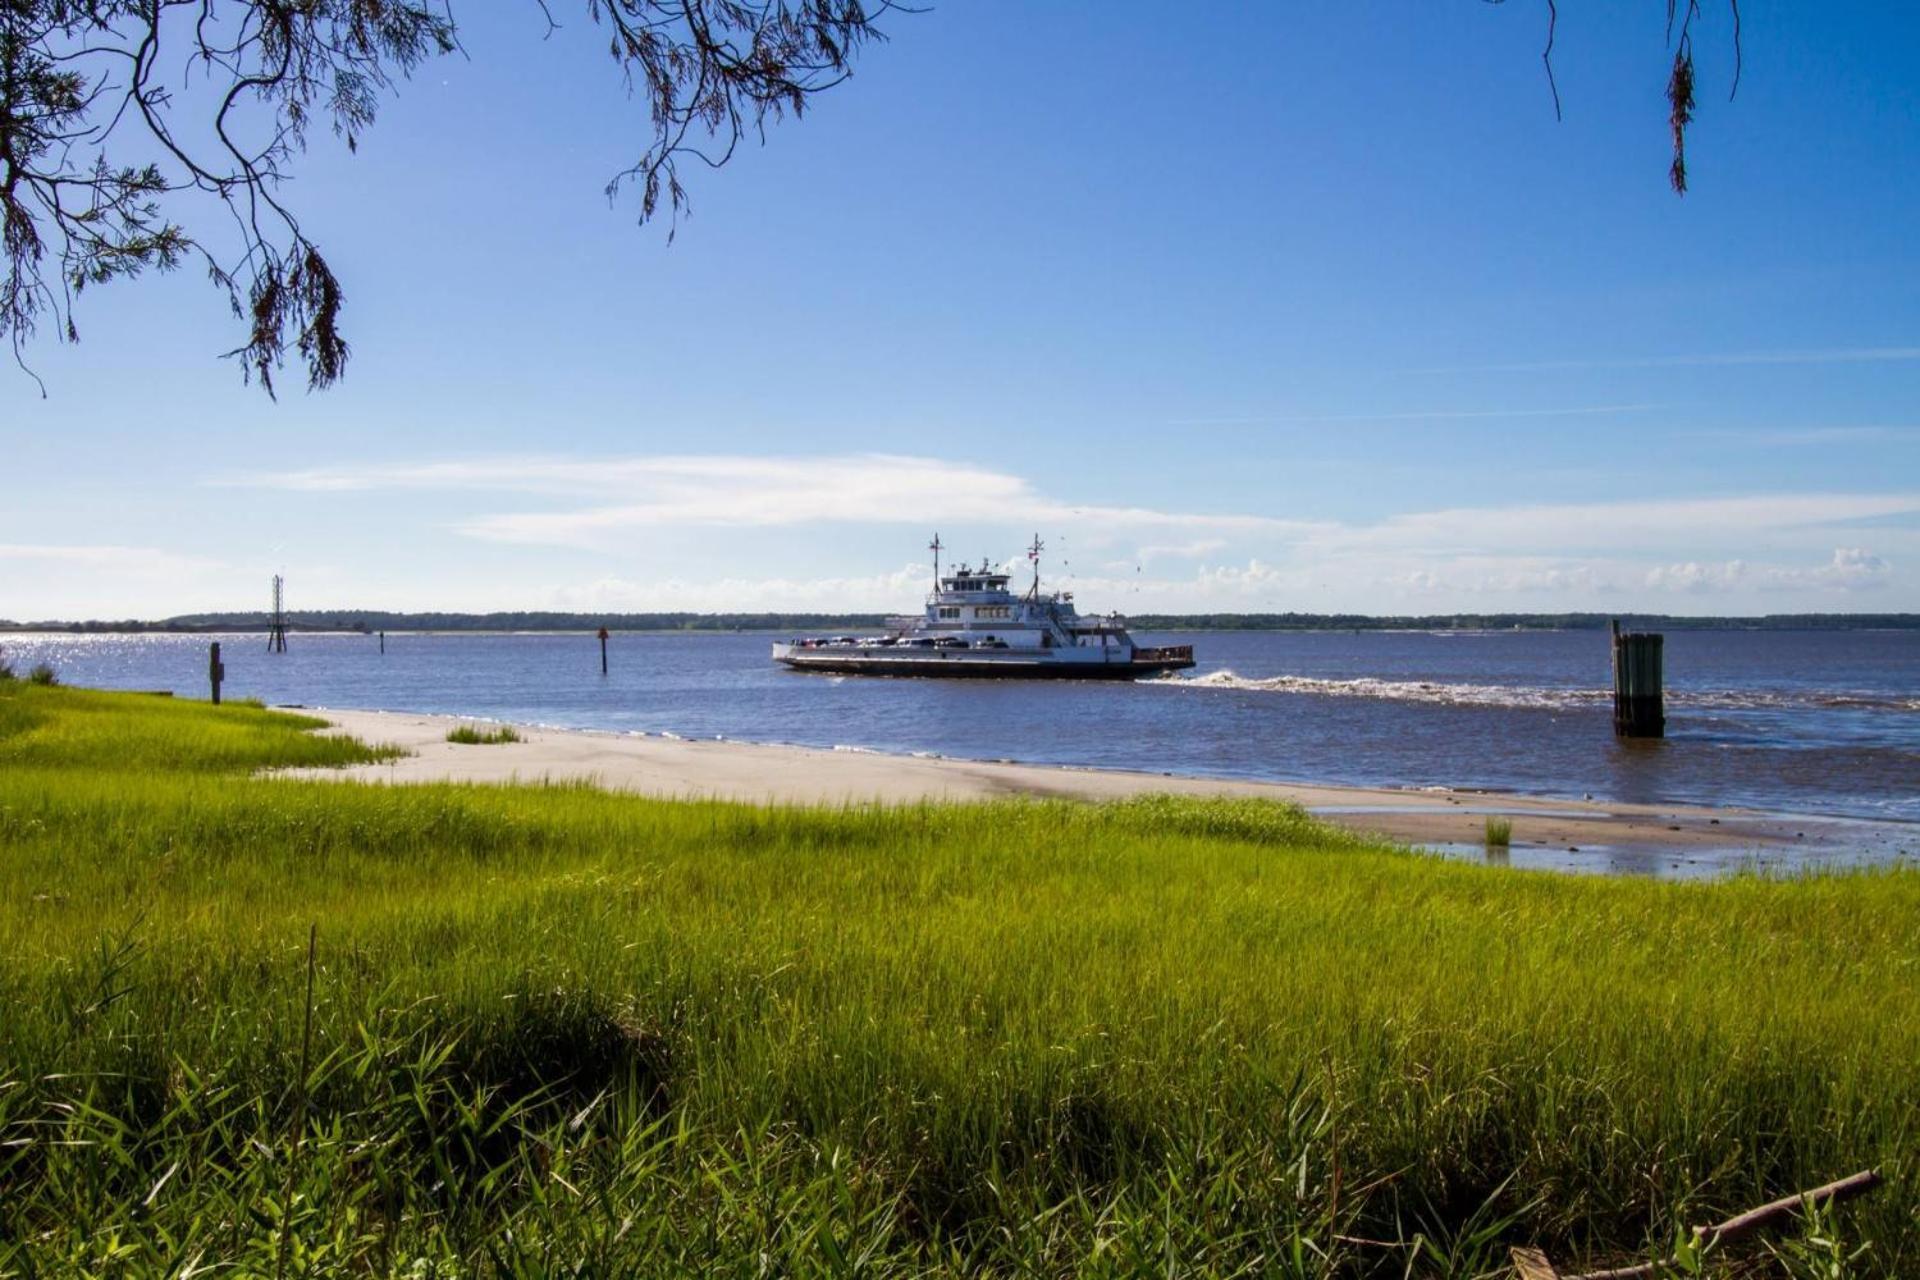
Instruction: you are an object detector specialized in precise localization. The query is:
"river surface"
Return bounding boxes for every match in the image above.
[5,628,1915,824]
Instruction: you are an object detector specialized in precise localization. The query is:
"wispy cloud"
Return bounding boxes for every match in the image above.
[1168,404,1657,426]
[547,563,937,614]
[228,454,1313,547]
[212,451,1920,609]
[1304,493,1920,559]
[0,544,223,574]
[0,545,231,620]
[1137,538,1228,561]
[1685,426,1917,446]
[1410,346,1920,375]
[228,453,1920,553]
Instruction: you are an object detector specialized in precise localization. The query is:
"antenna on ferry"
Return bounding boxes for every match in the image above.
[1027,532,1044,597]
[929,533,943,589]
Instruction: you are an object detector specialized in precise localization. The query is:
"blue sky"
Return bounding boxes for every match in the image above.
[3,1,1918,619]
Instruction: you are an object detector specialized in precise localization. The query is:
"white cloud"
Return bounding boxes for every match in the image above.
[0,544,223,575]
[201,451,1920,612]
[1137,538,1228,561]
[1645,559,1748,594]
[0,545,229,620]
[235,453,1919,560]
[1644,548,1892,595]
[1306,493,1920,559]
[1373,557,1613,598]
[531,557,1327,615]
[228,453,1310,547]
[547,563,935,614]
[1810,547,1891,588]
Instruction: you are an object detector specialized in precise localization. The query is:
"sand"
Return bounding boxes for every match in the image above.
[272,707,1912,871]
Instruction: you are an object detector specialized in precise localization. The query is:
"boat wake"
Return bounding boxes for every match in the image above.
[1163,671,1605,710]
[1158,670,1920,714]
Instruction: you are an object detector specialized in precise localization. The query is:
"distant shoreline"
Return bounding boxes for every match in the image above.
[7,610,1919,635]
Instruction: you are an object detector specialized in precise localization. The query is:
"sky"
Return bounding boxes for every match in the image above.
[3,1,1919,620]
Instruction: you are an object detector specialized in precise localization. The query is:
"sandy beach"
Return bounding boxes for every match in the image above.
[281,707,1914,873]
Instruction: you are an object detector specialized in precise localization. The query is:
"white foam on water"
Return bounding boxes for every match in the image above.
[1163,669,1604,711]
[1157,670,1920,715]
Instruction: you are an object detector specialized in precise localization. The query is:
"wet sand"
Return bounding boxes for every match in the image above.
[278,708,1916,876]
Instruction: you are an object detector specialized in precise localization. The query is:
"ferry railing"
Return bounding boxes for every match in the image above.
[1132,644,1194,663]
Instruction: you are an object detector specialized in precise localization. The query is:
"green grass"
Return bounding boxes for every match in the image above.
[446,721,524,744]
[1484,815,1513,848]
[1,683,1914,1276]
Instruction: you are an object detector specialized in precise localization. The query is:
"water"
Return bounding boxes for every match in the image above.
[4,628,1916,823]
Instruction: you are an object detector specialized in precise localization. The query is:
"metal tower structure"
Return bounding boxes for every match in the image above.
[267,574,288,653]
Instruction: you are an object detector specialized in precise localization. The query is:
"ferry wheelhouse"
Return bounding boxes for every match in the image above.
[772,535,1195,679]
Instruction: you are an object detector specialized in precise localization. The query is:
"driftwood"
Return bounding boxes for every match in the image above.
[1511,1245,1562,1279]
[1510,1169,1883,1280]
[1697,1168,1882,1249]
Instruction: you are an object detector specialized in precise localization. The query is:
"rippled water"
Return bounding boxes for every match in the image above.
[4,628,1915,822]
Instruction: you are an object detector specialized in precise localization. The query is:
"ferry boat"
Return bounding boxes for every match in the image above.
[773,535,1195,680]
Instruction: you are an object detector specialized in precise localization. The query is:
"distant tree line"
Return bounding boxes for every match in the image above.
[0,611,893,634]
[1126,613,1920,632]
[4,610,1916,634]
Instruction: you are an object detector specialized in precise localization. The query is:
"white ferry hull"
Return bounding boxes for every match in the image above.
[772,643,1194,680]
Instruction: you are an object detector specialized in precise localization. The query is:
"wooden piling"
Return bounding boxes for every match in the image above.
[379,630,385,654]
[598,626,610,675]
[208,642,225,706]
[1610,620,1664,738]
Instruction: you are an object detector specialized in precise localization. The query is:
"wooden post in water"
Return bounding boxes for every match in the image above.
[208,642,225,705]
[598,626,610,676]
[379,630,385,654]
[1610,620,1664,738]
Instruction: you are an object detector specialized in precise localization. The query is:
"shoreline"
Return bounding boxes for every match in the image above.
[286,707,1917,877]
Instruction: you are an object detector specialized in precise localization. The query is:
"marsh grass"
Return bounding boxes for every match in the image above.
[1485,815,1513,848]
[446,721,524,744]
[0,683,1913,1276]
[25,661,56,686]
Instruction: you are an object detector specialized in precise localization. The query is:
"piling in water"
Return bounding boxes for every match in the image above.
[598,626,610,676]
[208,642,225,706]
[1611,620,1664,738]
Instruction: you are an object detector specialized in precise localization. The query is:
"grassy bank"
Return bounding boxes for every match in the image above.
[1,683,1915,1276]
